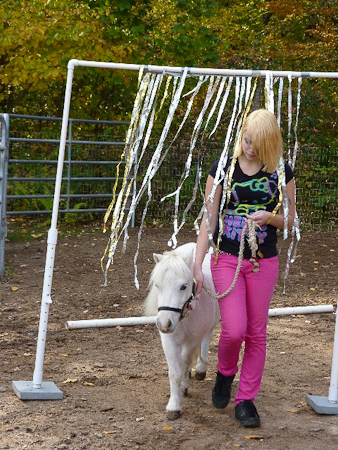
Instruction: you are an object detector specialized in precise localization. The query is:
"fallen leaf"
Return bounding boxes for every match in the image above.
[11,286,19,292]
[31,233,43,238]
[163,425,173,431]
[83,382,94,386]
[243,435,264,440]
[60,353,69,357]
[287,408,299,413]
[23,353,32,357]
[135,417,144,422]
[310,287,316,291]
[63,378,78,384]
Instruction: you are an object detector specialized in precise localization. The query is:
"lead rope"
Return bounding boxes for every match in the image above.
[202,218,260,300]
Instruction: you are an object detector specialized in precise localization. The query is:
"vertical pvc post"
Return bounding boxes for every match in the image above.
[12,60,77,400]
[306,300,338,414]
[328,300,338,403]
[33,61,76,386]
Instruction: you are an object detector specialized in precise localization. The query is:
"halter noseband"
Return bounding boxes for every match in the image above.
[157,280,196,320]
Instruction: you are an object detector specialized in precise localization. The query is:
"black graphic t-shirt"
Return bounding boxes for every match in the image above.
[209,158,294,259]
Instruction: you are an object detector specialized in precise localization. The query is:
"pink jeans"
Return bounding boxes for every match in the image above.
[211,253,279,405]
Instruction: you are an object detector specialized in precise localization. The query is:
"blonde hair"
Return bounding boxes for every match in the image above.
[234,109,283,173]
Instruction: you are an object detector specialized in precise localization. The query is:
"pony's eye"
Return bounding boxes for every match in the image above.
[180,284,187,291]
[155,284,159,289]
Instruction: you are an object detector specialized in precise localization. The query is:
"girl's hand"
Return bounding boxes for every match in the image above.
[246,210,271,227]
[193,265,204,294]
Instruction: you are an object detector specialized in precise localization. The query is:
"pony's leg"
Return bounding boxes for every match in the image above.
[181,344,195,396]
[161,335,183,420]
[195,330,213,380]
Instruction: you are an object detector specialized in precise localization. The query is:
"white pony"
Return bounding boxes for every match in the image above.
[144,242,219,420]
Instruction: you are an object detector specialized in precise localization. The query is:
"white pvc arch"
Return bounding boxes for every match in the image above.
[11,61,338,414]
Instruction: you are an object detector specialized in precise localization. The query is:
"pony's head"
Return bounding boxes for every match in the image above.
[144,243,196,334]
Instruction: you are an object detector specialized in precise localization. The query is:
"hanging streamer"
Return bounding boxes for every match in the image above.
[277,77,284,127]
[122,72,168,251]
[102,71,163,283]
[215,77,257,260]
[101,68,304,293]
[283,76,302,293]
[157,75,207,170]
[121,68,190,288]
[163,77,222,248]
[169,76,230,245]
[287,73,292,165]
[207,77,241,250]
[193,76,234,234]
[292,77,302,170]
[209,77,233,139]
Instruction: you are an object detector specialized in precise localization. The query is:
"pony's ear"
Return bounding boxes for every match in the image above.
[183,248,194,268]
[153,253,164,263]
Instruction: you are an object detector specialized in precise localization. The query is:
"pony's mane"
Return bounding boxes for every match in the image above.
[143,249,193,316]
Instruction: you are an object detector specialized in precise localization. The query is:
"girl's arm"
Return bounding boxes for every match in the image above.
[194,175,222,293]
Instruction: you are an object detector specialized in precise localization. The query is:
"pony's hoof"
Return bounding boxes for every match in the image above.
[167,410,181,420]
[195,371,206,381]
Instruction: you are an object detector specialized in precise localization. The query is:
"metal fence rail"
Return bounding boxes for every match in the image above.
[0,114,9,278]
[3,113,132,216]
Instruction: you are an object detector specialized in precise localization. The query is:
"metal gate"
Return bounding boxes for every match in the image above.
[0,113,133,278]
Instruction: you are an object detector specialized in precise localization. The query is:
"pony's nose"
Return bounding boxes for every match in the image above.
[157,318,172,333]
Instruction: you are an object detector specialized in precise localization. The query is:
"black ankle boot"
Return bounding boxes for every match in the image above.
[212,371,235,409]
[235,400,260,427]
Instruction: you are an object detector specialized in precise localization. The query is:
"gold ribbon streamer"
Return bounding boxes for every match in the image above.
[215,77,258,263]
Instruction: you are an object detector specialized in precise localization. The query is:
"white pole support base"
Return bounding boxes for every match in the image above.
[306,396,338,415]
[12,381,63,401]
[307,299,338,415]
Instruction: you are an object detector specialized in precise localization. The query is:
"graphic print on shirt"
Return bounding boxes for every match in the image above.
[223,174,278,244]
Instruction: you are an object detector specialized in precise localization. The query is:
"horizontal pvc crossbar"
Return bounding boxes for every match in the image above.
[66,305,334,330]
[66,316,158,329]
[68,59,338,79]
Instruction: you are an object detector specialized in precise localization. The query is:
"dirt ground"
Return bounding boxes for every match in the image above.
[1,224,338,450]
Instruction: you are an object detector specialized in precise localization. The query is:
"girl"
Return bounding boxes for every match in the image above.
[194,109,295,427]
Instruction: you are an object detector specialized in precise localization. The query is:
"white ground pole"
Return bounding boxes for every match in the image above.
[66,305,334,330]
[306,299,338,414]
[11,60,338,401]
